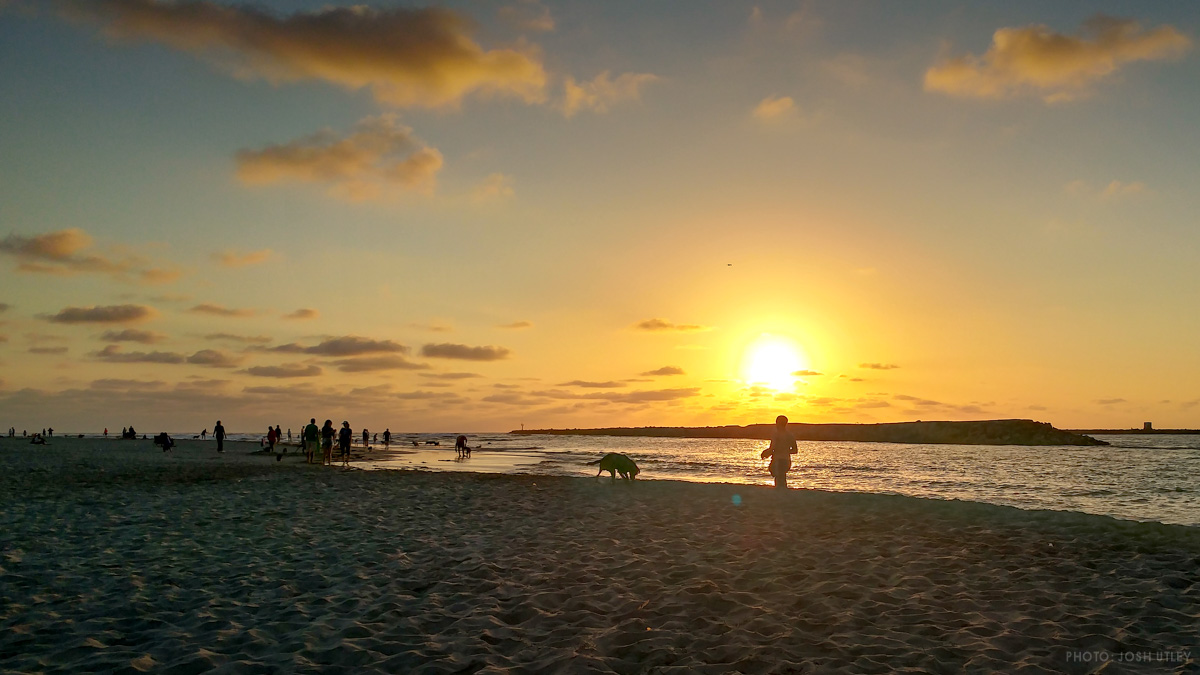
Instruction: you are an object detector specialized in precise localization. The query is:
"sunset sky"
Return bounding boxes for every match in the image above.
[2,1,1198,432]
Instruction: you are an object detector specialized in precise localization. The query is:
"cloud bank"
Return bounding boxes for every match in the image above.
[421,343,511,361]
[0,228,178,284]
[46,304,156,324]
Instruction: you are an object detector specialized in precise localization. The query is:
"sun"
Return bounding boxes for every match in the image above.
[741,334,807,391]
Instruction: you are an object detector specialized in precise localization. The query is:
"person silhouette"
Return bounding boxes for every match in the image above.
[455,435,470,458]
[214,420,226,453]
[383,428,391,449]
[760,415,798,489]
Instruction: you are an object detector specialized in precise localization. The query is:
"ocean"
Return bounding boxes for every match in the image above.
[50,430,1200,527]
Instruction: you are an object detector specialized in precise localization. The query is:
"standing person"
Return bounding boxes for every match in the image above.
[104,428,108,438]
[201,428,207,439]
[383,428,391,449]
[320,420,335,466]
[214,420,226,453]
[339,422,353,467]
[47,427,53,437]
[287,428,292,442]
[304,418,320,464]
[275,426,283,452]
[362,427,369,450]
[760,415,798,489]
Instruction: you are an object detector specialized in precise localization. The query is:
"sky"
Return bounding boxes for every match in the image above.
[1,0,1198,433]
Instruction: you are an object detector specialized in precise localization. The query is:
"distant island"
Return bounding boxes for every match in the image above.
[512,419,1107,446]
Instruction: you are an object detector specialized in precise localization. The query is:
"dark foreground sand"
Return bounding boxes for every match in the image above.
[1,439,1197,674]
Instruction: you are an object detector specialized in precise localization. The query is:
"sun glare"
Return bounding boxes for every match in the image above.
[742,334,806,391]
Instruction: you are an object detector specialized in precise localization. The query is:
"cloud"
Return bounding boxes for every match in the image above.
[497,320,532,329]
[91,344,184,364]
[481,392,550,406]
[242,363,322,378]
[283,308,319,320]
[0,228,179,284]
[1095,398,1127,405]
[557,380,625,388]
[236,115,443,201]
[532,387,700,403]
[188,303,255,318]
[641,366,685,376]
[46,304,156,324]
[0,303,8,312]
[420,372,482,380]
[57,1,548,108]
[271,336,408,357]
[561,71,658,117]
[859,363,899,370]
[924,15,1192,102]
[792,369,823,376]
[633,318,710,332]
[186,349,242,368]
[29,346,69,355]
[472,173,515,201]
[330,355,428,372]
[422,343,511,361]
[752,95,795,120]
[214,248,273,267]
[498,1,554,33]
[1065,179,1149,200]
[99,328,166,344]
[204,332,271,344]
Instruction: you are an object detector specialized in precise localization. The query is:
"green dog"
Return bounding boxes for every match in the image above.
[587,453,641,480]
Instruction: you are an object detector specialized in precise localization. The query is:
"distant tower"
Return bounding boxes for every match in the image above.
[1144,422,1153,431]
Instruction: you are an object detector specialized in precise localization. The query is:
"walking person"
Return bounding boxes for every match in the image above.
[760,415,798,489]
[383,428,391,449]
[362,427,369,451]
[214,420,226,453]
[304,418,320,464]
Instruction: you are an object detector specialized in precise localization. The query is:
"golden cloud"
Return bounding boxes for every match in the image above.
[236,115,443,201]
[242,363,322,378]
[472,173,515,202]
[633,318,710,332]
[421,343,511,361]
[752,95,795,120]
[561,71,658,117]
[58,1,548,108]
[214,248,273,267]
[99,328,166,344]
[283,308,319,320]
[641,366,685,376]
[925,15,1191,102]
[188,303,255,318]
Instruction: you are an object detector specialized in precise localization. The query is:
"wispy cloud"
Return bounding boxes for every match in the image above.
[236,114,443,201]
[213,248,273,268]
[46,304,156,324]
[99,328,166,344]
[925,15,1191,103]
[1065,179,1149,200]
[561,71,658,117]
[497,320,532,329]
[283,308,319,320]
[29,346,68,355]
[422,343,511,361]
[330,355,428,372]
[90,344,240,367]
[633,318,711,332]
[792,369,823,376]
[56,1,548,108]
[0,228,178,284]
[205,332,271,344]
[268,336,408,357]
[472,173,515,202]
[557,380,626,388]
[859,362,899,370]
[641,366,685,376]
[242,363,322,378]
[752,95,795,121]
[420,372,482,380]
[188,303,255,318]
[498,0,554,33]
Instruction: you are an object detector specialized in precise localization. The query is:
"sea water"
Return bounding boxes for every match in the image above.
[361,433,1200,527]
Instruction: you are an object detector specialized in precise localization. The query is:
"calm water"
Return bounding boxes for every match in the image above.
[363,433,1200,527]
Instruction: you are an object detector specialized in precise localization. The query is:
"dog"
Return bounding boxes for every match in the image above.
[587,453,640,480]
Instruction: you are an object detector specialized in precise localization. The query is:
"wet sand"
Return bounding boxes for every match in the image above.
[1,438,1197,673]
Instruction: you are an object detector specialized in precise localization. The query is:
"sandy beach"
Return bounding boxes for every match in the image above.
[2,438,1197,674]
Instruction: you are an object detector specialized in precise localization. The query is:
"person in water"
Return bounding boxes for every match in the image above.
[760,415,798,489]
